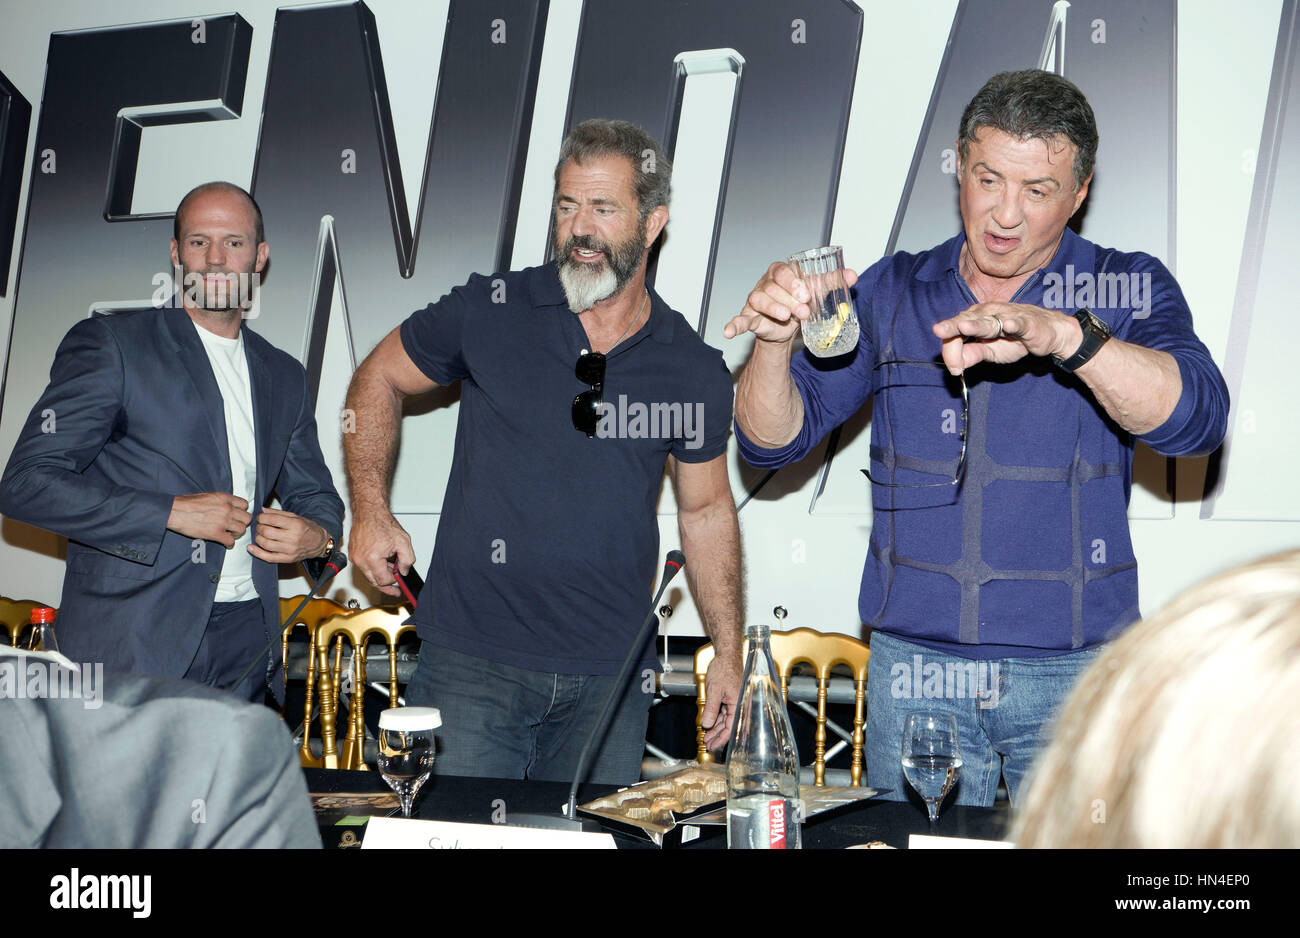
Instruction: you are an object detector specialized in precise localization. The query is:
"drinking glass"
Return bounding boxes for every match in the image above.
[901,712,962,833]
[787,246,859,357]
[376,706,441,819]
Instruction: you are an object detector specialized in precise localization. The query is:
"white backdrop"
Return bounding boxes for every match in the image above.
[0,0,1293,641]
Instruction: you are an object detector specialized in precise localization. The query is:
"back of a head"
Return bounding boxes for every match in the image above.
[0,649,319,849]
[1012,549,1300,848]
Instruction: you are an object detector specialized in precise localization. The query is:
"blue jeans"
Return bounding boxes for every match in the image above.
[865,631,1104,807]
[404,640,654,786]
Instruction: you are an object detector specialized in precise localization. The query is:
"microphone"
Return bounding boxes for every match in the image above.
[563,550,685,820]
[511,551,686,833]
[322,549,349,577]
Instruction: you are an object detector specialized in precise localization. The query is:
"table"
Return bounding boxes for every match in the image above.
[305,768,1011,848]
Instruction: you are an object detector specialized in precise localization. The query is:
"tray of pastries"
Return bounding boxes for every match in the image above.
[577,764,728,845]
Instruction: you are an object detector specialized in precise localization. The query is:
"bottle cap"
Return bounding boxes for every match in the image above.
[378,706,441,731]
[31,607,56,624]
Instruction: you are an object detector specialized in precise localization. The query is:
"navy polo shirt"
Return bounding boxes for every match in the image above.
[399,262,733,674]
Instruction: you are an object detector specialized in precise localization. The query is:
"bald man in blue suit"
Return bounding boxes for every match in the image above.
[0,182,343,703]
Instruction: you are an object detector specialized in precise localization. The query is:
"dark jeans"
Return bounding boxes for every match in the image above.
[183,599,271,704]
[405,640,653,786]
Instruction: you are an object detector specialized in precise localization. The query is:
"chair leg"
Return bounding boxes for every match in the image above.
[299,628,322,769]
[388,642,399,710]
[816,681,829,786]
[300,631,321,767]
[852,681,866,787]
[340,643,362,770]
[695,678,712,763]
[279,626,291,722]
[319,640,339,770]
[350,645,368,770]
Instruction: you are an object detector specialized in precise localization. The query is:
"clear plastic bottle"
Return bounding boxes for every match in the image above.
[726,624,802,848]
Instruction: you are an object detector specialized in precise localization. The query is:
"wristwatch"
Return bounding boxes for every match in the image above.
[1053,308,1112,373]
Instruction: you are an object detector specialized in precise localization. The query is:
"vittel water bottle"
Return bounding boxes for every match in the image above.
[726,624,802,848]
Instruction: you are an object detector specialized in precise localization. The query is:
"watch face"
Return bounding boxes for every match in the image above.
[1078,308,1112,337]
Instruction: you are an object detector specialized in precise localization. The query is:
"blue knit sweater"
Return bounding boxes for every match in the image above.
[736,229,1228,658]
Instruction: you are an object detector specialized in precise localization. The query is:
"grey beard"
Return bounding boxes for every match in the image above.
[557,260,619,314]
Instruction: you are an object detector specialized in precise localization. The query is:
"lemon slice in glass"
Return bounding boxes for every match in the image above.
[818,301,853,350]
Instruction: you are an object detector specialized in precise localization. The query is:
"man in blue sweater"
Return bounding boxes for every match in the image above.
[723,71,1228,805]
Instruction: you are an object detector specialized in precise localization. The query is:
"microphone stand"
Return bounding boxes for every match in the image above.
[511,552,684,832]
[564,557,683,820]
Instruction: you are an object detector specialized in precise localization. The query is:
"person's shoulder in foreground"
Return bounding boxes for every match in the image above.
[0,646,320,849]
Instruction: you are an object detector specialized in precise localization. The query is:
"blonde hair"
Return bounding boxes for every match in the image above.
[1011,549,1300,848]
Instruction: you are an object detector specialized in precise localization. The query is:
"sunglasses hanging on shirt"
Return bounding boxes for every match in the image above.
[572,350,606,437]
[570,289,649,438]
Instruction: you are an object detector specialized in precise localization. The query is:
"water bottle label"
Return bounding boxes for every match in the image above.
[767,799,787,849]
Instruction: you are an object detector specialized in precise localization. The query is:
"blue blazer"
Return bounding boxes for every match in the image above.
[0,307,344,684]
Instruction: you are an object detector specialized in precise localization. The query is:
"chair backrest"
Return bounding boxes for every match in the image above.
[0,598,46,647]
[313,607,416,770]
[280,596,356,762]
[695,627,871,786]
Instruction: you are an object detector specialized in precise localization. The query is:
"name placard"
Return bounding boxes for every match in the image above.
[908,834,1015,849]
[361,816,617,850]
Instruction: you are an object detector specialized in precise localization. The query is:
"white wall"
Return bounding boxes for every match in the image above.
[0,0,1293,640]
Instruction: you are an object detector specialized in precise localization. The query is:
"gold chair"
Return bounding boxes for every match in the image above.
[314,607,416,770]
[280,596,356,762]
[695,627,871,786]
[0,597,48,647]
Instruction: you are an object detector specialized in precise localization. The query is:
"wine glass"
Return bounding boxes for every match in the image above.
[376,707,441,819]
[901,712,962,833]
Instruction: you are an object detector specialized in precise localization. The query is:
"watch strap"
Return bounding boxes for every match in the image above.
[1053,308,1111,373]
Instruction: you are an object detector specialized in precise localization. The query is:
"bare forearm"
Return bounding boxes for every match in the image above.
[343,367,403,518]
[1072,337,1182,435]
[735,340,804,448]
[678,503,744,664]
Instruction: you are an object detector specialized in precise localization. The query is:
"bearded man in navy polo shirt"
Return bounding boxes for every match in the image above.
[724,70,1228,806]
[344,119,743,785]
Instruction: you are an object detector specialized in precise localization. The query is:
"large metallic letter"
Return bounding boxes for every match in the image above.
[0,15,250,440]
[1203,1,1300,520]
[250,0,548,511]
[563,0,862,349]
[0,69,31,299]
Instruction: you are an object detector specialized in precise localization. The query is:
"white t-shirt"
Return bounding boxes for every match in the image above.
[193,323,258,602]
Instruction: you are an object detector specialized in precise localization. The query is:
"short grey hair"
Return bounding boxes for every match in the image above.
[553,118,671,220]
[957,70,1098,190]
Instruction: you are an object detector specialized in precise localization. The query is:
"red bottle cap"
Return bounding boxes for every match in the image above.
[31,607,56,624]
